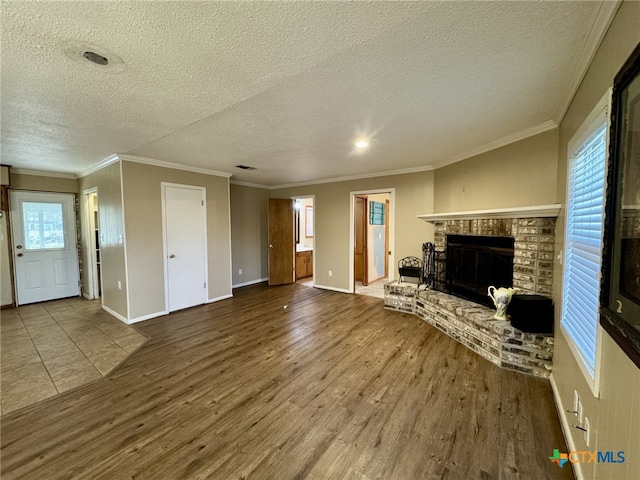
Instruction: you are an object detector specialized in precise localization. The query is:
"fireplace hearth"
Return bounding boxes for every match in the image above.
[392,207,561,376]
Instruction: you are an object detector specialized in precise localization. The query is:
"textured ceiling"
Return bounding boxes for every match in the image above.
[0,1,617,186]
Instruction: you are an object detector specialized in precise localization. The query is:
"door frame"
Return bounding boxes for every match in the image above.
[161,182,208,312]
[292,195,315,285]
[82,187,100,300]
[349,188,395,294]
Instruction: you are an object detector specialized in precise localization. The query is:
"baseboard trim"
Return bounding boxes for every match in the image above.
[314,284,352,294]
[550,374,582,480]
[101,305,168,325]
[82,292,93,300]
[102,305,129,324]
[232,278,268,289]
[207,293,233,304]
[129,310,168,324]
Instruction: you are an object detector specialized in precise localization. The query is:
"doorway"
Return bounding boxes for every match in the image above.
[294,196,314,287]
[350,190,393,298]
[83,188,101,300]
[354,195,368,286]
[162,183,208,312]
[9,190,80,305]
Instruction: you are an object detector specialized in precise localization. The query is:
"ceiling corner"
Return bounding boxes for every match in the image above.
[553,0,622,124]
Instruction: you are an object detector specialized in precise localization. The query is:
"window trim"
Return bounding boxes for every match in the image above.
[560,89,611,397]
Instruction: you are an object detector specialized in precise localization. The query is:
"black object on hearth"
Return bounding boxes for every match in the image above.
[509,294,554,334]
[398,256,423,286]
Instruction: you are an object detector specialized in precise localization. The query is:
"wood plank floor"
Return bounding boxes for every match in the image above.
[0,284,574,480]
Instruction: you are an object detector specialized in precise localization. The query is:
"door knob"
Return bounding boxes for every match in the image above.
[269,244,274,248]
[169,254,175,258]
[17,253,23,257]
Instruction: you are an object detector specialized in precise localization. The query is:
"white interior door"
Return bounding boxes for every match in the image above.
[163,184,207,312]
[10,191,80,305]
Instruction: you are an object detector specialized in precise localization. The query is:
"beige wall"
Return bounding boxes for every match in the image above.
[271,171,435,291]
[434,128,559,212]
[230,184,270,286]
[1,166,10,186]
[78,162,128,319]
[552,2,640,480]
[230,172,434,291]
[0,213,13,306]
[121,161,232,320]
[10,172,79,193]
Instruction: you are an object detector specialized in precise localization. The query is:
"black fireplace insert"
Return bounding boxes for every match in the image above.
[445,234,515,307]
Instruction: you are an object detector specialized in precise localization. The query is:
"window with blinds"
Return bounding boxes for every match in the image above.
[561,91,609,393]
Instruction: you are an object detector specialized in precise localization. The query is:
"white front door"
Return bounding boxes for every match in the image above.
[162,184,207,312]
[10,191,80,305]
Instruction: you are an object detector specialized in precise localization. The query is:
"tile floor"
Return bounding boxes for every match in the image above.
[297,277,314,287]
[297,277,387,298]
[1,297,147,416]
[355,277,388,298]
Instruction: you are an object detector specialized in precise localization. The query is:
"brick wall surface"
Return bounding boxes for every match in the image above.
[433,217,556,295]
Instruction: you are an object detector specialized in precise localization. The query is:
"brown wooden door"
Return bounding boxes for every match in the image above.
[354,195,368,286]
[268,198,295,285]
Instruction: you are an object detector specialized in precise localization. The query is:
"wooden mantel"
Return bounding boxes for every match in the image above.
[417,204,561,223]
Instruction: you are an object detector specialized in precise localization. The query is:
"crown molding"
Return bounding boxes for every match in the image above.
[78,154,121,178]
[119,154,232,178]
[11,168,77,179]
[79,153,234,179]
[433,120,558,170]
[554,0,621,124]
[229,180,272,189]
[267,165,434,190]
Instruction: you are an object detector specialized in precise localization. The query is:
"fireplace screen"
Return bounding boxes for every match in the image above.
[443,235,514,307]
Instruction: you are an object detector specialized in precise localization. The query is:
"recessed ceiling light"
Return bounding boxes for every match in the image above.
[355,139,369,150]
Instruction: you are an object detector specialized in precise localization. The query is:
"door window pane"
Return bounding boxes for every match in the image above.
[22,202,66,250]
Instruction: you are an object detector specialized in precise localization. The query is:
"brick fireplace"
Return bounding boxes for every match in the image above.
[433,217,556,295]
[384,205,561,378]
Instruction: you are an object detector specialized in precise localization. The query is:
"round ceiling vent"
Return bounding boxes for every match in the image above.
[61,40,125,73]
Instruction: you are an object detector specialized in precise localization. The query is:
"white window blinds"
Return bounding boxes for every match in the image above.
[561,120,607,381]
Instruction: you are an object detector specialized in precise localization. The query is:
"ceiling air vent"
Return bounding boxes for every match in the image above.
[83,51,109,66]
[235,165,256,170]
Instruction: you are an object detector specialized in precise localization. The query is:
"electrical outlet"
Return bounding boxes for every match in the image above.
[584,417,590,447]
[238,268,243,275]
[328,270,333,277]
